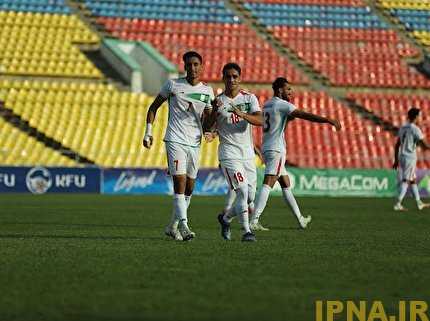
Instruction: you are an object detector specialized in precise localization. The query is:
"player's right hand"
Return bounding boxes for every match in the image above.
[143,135,153,149]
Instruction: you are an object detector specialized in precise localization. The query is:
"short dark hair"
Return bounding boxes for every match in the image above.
[183,51,202,64]
[222,62,241,76]
[408,107,420,121]
[272,77,289,93]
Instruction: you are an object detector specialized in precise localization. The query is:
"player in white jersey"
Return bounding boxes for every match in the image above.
[393,107,430,211]
[204,63,263,242]
[250,77,341,230]
[143,51,215,241]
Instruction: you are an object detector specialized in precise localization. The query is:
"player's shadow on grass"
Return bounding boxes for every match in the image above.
[0,221,150,229]
[0,233,164,241]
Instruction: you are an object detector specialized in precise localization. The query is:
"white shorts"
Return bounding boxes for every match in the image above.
[165,141,200,179]
[263,151,287,176]
[220,159,257,192]
[398,156,417,181]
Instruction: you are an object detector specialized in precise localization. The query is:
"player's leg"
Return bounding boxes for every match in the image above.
[223,188,236,221]
[219,161,255,241]
[278,174,311,229]
[394,157,410,211]
[167,173,195,232]
[246,160,269,231]
[165,142,189,240]
[174,145,201,240]
[407,160,429,210]
[217,169,234,240]
[251,151,282,226]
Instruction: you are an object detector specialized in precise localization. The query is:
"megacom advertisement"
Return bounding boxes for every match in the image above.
[0,166,100,194]
[259,168,430,198]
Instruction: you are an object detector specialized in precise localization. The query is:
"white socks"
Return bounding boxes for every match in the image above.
[223,189,236,223]
[411,184,421,203]
[169,194,192,229]
[397,182,409,204]
[238,210,251,234]
[173,194,188,229]
[282,188,303,221]
[252,184,271,224]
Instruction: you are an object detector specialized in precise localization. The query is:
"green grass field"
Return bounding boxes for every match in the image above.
[1,195,429,321]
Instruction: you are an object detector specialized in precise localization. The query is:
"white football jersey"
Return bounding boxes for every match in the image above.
[262,97,296,153]
[160,78,214,147]
[216,90,260,160]
[397,122,424,159]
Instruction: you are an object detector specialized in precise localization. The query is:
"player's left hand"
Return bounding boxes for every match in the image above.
[392,161,398,169]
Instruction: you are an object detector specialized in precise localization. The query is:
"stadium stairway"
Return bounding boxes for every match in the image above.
[366,0,427,62]
[0,101,86,166]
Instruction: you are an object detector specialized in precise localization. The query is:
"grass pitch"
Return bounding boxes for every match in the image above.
[0,195,429,321]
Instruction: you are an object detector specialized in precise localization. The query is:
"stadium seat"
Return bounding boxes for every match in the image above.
[0,11,102,78]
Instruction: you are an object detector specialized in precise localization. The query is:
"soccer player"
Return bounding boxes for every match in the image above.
[204,63,263,242]
[393,107,430,211]
[250,77,341,230]
[143,51,215,241]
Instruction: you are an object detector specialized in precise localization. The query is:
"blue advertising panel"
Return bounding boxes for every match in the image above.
[0,166,100,194]
[103,168,173,194]
[102,168,228,195]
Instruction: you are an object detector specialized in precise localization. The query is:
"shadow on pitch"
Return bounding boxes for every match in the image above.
[0,233,164,241]
[0,221,149,229]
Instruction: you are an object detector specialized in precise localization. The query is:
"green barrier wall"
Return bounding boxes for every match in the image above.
[257,168,398,197]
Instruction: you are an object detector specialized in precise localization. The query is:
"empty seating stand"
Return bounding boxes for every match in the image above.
[245,1,430,88]
[86,0,309,84]
[348,92,430,168]
[377,0,430,50]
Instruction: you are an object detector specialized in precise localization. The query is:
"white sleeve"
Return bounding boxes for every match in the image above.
[415,126,424,141]
[278,101,296,116]
[205,87,215,110]
[249,94,260,113]
[159,80,173,99]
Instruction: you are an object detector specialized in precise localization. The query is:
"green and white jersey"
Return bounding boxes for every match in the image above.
[262,97,296,153]
[216,90,260,161]
[160,78,214,147]
[397,122,424,159]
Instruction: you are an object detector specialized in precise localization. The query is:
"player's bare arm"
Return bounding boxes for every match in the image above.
[419,139,430,150]
[393,138,400,168]
[232,108,263,126]
[143,94,167,149]
[290,109,341,131]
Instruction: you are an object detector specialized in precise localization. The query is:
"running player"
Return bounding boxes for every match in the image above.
[250,77,341,230]
[204,63,263,241]
[143,51,215,241]
[393,107,430,211]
